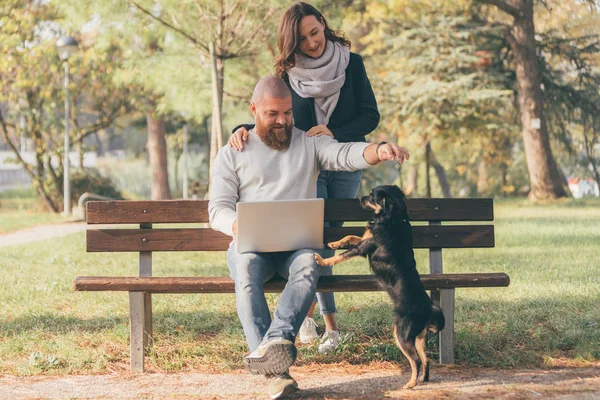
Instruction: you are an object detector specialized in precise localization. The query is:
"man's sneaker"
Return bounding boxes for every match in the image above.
[298,317,319,344]
[317,330,341,354]
[244,338,297,376]
[267,372,298,399]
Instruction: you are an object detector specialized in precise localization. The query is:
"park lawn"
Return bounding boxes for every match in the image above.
[0,189,67,234]
[0,209,67,234]
[0,198,599,375]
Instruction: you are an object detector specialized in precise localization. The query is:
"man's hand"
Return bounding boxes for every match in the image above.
[306,124,334,138]
[227,127,249,151]
[363,142,410,165]
[232,220,237,235]
[377,143,410,163]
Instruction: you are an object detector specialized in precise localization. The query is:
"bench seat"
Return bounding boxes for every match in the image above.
[74,273,510,293]
[77,197,508,372]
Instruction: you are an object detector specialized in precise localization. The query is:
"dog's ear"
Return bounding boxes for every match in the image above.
[382,185,409,220]
[396,192,408,220]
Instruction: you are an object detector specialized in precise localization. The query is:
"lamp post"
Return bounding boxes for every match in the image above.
[55,36,78,215]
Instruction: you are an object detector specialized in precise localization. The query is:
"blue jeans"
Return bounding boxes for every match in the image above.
[227,243,330,351]
[315,169,363,315]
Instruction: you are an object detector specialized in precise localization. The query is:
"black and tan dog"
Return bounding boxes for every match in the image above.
[314,185,445,389]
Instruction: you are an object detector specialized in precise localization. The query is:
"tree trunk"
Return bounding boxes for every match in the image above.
[583,123,600,192]
[430,146,452,198]
[174,152,180,192]
[208,42,224,181]
[146,113,171,200]
[37,154,59,212]
[204,115,211,161]
[501,162,508,197]
[509,1,567,201]
[477,160,489,196]
[405,164,419,197]
[33,180,58,212]
[425,142,432,198]
[77,141,84,171]
[396,163,404,192]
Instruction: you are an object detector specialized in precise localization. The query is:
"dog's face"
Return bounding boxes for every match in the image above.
[360,185,408,221]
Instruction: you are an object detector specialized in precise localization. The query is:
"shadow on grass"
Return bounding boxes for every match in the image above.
[496,232,600,248]
[2,295,598,369]
[0,314,129,335]
[296,374,402,399]
[293,366,600,399]
[0,310,240,336]
[313,295,600,368]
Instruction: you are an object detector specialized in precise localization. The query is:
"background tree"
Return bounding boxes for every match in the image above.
[474,0,571,200]
[0,0,130,211]
[125,0,280,172]
[7,0,597,203]
[536,7,600,191]
[361,7,515,197]
[61,1,194,201]
[62,0,282,196]
[348,0,599,199]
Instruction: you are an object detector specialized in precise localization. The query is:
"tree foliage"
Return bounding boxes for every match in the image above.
[351,0,599,198]
[359,4,516,196]
[0,0,130,211]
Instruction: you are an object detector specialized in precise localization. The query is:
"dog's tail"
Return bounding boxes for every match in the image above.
[427,305,445,333]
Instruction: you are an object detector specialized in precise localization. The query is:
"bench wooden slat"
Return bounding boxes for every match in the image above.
[86,198,493,224]
[86,225,494,252]
[74,273,510,293]
[81,197,503,372]
[325,198,494,222]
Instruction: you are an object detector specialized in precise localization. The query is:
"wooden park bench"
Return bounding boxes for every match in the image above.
[74,198,509,372]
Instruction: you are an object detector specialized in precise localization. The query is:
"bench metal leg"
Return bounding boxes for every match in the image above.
[144,293,153,350]
[439,288,455,364]
[429,239,455,364]
[132,234,154,372]
[129,291,153,372]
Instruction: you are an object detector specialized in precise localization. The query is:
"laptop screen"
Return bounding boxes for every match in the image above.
[235,198,324,253]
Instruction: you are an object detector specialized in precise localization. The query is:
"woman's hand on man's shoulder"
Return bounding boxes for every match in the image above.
[306,124,334,138]
[228,126,249,151]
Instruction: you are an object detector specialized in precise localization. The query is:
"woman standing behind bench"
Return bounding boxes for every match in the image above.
[228,1,380,353]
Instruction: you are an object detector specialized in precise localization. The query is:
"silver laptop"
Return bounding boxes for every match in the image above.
[235,199,324,253]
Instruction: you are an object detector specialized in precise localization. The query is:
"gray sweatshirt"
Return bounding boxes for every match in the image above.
[208,127,371,236]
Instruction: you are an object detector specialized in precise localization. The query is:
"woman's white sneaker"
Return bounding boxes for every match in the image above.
[298,317,319,344]
[317,330,341,353]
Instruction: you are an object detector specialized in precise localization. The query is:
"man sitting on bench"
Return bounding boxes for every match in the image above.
[208,75,409,399]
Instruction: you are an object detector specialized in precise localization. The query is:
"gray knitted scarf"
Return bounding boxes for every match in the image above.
[287,40,350,125]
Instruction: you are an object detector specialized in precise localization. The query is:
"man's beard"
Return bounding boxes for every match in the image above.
[255,119,292,151]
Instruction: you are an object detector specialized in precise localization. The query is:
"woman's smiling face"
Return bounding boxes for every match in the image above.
[297,15,326,58]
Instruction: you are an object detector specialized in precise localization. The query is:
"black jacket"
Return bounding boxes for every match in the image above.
[235,53,380,143]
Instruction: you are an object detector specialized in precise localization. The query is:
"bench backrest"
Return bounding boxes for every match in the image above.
[86,198,494,253]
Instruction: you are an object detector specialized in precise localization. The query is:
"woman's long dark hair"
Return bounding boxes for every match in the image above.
[275,2,351,79]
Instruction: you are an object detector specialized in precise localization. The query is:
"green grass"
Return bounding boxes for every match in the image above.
[0,198,599,375]
[0,209,67,234]
[0,188,67,234]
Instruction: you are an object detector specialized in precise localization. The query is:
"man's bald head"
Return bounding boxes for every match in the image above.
[249,76,293,151]
[251,75,291,103]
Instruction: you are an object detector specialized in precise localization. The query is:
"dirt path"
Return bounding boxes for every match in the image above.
[0,221,86,247]
[1,365,599,399]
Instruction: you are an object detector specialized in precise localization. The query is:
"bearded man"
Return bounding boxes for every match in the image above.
[208,75,409,399]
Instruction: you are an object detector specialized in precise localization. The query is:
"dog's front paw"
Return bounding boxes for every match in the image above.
[402,381,417,390]
[314,253,326,266]
[328,241,342,249]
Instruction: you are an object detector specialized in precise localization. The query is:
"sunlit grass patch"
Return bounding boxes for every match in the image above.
[0,198,599,374]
